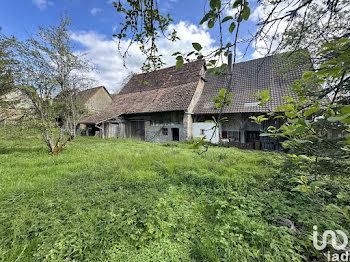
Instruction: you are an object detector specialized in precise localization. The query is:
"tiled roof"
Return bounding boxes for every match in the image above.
[79,60,205,124]
[119,60,205,94]
[193,55,308,114]
[77,86,110,103]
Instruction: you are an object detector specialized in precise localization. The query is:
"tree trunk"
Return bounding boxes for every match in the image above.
[51,134,75,156]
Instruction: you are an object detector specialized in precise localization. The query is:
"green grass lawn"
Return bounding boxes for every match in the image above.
[0,127,348,261]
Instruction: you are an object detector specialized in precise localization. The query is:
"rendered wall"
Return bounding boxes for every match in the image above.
[192,122,220,144]
[85,88,112,114]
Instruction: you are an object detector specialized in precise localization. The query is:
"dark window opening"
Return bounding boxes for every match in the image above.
[227,131,240,142]
[162,128,168,135]
[172,128,179,141]
[204,114,213,120]
[200,129,205,135]
[222,131,228,139]
[246,131,260,142]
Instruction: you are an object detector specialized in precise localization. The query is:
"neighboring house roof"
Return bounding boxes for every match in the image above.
[79,60,205,124]
[77,86,111,104]
[193,55,308,114]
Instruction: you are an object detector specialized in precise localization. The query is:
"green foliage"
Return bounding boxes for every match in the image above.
[0,128,349,261]
[259,39,350,160]
[175,55,184,69]
[290,175,330,196]
[249,90,270,106]
[0,34,17,105]
[249,115,269,125]
[192,42,202,52]
[213,88,234,109]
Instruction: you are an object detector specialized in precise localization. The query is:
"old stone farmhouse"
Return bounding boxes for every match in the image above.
[79,54,306,150]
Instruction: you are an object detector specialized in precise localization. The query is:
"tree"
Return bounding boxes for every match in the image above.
[0,34,16,104]
[13,14,94,155]
[0,34,23,123]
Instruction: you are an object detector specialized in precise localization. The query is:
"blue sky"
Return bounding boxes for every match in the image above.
[1,0,264,92]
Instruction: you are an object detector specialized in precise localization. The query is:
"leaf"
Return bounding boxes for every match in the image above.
[242,6,250,20]
[176,56,184,68]
[328,113,350,123]
[292,185,310,192]
[260,90,269,100]
[285,112,297,118]
[293,125,306,135]
[310,181,325,188]
[218,88,227,98]
[204,120,214,123]
[275,104,294,112]
[232,0,242,8]
[200,12,211,25]
[300,176,308,184]
[192,42,202,51]
[210,0,221,10]
[282,96,294,102]
[208,19,215,28]
[222,16,233,23]
[187,51,195,56]
[304,107,320,117]
[289,177,303,184]
[229,22,236,33]
[302,71,313,80]
[336,192,348,201]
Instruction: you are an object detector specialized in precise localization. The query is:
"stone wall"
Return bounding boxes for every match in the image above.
[101,112,188,143]
[143,112,187,143]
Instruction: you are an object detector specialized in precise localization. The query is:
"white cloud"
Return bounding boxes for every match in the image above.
[224,6,239,18]
[71,21,217,93]
[90,8,102,16]
[32,0,54,10]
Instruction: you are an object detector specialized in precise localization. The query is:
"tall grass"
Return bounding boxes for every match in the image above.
[0,127,347,261]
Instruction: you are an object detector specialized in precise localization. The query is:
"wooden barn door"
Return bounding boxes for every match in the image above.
[125,121,145,141]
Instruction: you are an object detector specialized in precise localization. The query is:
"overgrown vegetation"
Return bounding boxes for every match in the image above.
[0,127,349,261]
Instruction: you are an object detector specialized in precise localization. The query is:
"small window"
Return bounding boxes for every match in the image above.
[222,131,228,139]
[162,128,168,135]
[200,129,205,135]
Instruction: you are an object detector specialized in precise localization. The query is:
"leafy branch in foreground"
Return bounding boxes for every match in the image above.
[261,38,350,159]
[113,0,179,72]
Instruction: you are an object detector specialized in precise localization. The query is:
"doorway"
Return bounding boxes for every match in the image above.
[172,128,179,141]
[125,121,145,141]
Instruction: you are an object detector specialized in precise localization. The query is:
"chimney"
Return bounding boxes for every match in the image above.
[227,51,233,74]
